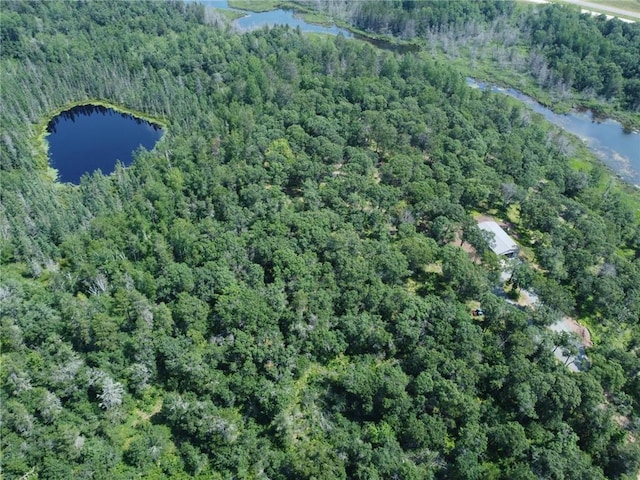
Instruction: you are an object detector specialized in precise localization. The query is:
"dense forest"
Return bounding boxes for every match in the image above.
[302,0,640,121]
[1,1,640,478]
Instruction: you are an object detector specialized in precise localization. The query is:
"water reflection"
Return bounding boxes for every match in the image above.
[196,0,640,186]
[467,79,640,186]
[199,0,351,36]
[46,105,163,184]
[236,9,352,36]
[47,105,162,134]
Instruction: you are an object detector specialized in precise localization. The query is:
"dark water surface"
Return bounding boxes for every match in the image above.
[46,105,163,184]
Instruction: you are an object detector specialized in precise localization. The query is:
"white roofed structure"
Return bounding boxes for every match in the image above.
[478,221,519,257]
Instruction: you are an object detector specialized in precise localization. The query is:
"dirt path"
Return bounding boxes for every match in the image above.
[469,213,593,370]
[474,213,507,226]
[549,316,593,348]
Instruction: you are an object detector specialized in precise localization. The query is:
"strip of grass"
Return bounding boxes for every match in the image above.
[554,0,640,20]
[294,10,339,27]
[215,8,246,21]
[228,0,281,12]
[588,0,640,14]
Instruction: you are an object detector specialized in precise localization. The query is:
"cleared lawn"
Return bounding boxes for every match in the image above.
[228,0,281,12]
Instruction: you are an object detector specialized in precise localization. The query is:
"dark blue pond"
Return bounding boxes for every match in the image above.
[46,105,163,184]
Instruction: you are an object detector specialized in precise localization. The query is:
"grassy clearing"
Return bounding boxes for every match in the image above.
[215,8,246,20]
[569,143,640,224]
[276,361,342,447]
[110,389,164,449]
[618,185,640,223]
[295,10,338,27]
[281,2,358,28]
[228,0,281,12]
[424,263,443,274]
[580,316,602,344]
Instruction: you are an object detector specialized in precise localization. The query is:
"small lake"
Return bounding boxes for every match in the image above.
[467,79,640,186]
[46,105,163,184]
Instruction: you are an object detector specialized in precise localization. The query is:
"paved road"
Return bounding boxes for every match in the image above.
[524,0,639,20]
[561,0,640,19]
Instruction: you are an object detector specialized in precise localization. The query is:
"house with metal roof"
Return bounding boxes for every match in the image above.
[477,221,519,257]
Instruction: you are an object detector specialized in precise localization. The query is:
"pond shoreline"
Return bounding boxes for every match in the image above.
[38,100,166,184]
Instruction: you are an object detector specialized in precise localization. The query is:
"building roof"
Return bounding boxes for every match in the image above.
[477,221,518,256]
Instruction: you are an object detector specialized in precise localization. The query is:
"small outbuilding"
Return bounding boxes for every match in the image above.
[478,221,519,257]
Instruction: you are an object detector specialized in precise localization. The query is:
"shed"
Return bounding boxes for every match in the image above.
[477,221,519,257]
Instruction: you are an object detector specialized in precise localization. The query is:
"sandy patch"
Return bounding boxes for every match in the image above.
[549,316,593,348]
[451,231,482,263]
[516,288,540,308]
[473,213,508,226]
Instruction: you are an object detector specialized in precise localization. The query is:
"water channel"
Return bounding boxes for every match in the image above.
[204,0,640,186]
[467,79,640,186]
[202,0,352,36]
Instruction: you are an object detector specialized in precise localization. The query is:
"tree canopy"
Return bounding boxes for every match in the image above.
[1,1,639,478]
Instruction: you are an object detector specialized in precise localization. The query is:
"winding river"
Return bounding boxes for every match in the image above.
[202,0,640,186]
[467,79,640,186]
